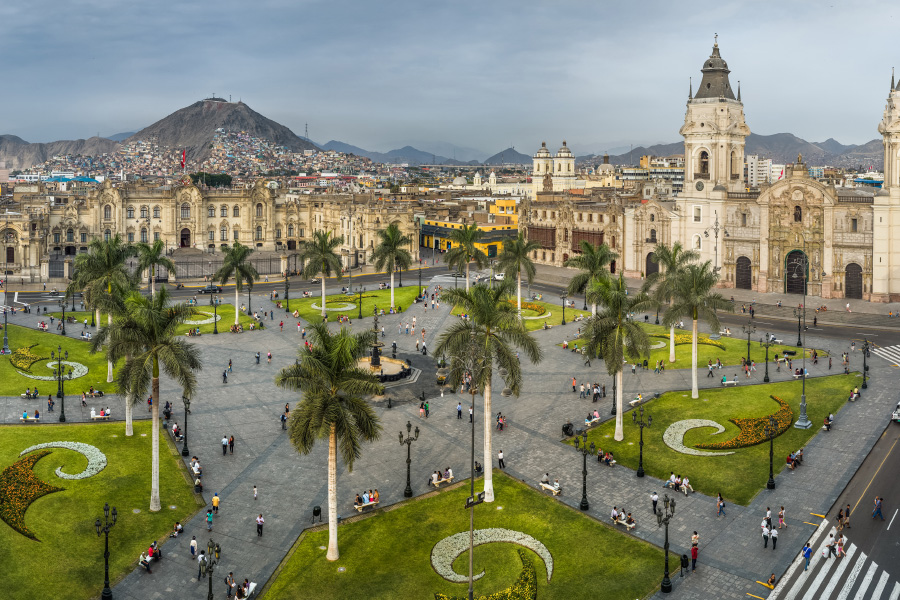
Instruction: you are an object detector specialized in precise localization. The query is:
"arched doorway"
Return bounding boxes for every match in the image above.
[180,228,191,248]
[735,256,752,290]
[784,250,807,295]
[5,247,13,264]
[645,252,659,278]
[609,260,616,274]
[845,263,863,299]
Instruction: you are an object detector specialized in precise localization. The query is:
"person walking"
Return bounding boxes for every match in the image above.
[267,351,272,364]
[469,405,474,423]
[651,492,659,514]
[498,449,505,469]
[873,496,885,520]
[256,514,264,537]
[256,352,260,364]
[825,534,836,559]
[802,543,812,571]
[457,403,462,419]
[845,504,851,528]
[778,506,786,529]
[198,549,207,578]
[836,508,845,531]
[762,522,770,548]
[422,340,427,355]
[206,508,214,531]
[212,493,220,514]
[279,321,284,332]
[771,527,778,550]
[222,435,228,456]
[222,370,228,384]
[225,572,236,598]
[716,494,726,517]
[572,376,577,393]
[766,507,772,529]
[424,401,429,418]
[691,544,698,572]
[190,535,198,560]
[229,436,235,454]
[228,359,233,373]
[253,485,258,501]
[280,412,288,430]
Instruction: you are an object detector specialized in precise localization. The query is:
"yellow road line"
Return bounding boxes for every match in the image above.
[852,433,900,515]
[756,581,775,589]
[747,594,767,599]
[810,512,826,518]
[803,521,820,526]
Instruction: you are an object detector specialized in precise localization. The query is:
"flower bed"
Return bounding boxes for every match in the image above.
[652,333,724,350]
[16,361,88,381]
[19,442,108,480]
[9,345,45,372]
[435,548,537,600]
[0,450,65,540]
[695,395,793,450]
[507,300,546,316]
[431,528,553,584]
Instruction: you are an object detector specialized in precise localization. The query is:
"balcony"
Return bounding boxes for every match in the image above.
[694,173,710,180]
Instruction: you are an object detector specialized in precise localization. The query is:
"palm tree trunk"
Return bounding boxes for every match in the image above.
[691,318,699,399]
[149,374,161,512]
[465,261,470,293]
[614,370,624,441]
[669,324,676,363]
[326,425,339,561]
[124,390,134,437]
[390,270,395,309]
[321,277,327,319]
[95,308,101,330]
[150,266,155,298]
[107,313,114,383]
[516,272,522,320]
[482,377,494,503]
[234,284,240,326]
[592,303,597,317]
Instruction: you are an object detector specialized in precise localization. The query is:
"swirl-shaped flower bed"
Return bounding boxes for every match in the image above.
[9,344,45,372]
[507,300,546,316]
[0,450,64,540]
[185,311,222,325]
[16,360,88,381]
[434,548,537,600]
[652,333,724,349]
[19,442,108,480]
[694,395,793,450]
[431,528,552,584]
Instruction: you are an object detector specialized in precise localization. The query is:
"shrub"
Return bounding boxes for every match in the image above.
[695,395,793,450]
[434,548,537,600]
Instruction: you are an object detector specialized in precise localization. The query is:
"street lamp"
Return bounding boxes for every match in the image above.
[742,319,755,365]
[573,431,595,511]
[50,346,68,422]
[560,293,568,325]
[212,295,218,335]
[656,494,676,594]
[399,420,420,498]
[284,270,290,314]
[792,307,803,348]
[94,502,118,600]
[418,258,422,294]
[759,335,775,383]
[58,299,67,335]
[205,538,219,600]
[632,405,652,478]
[764,415,776,490]
[181,395,191,457]
[862,338,870,390]
[358,286,365,320]
[788,252,813,430]
[610,376,617,416]
[0,304,9,355]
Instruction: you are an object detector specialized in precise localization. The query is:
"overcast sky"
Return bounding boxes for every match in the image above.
[3,0,898,156]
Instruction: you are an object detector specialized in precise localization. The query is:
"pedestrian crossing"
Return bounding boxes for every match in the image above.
[771,525,899,600]
[872,344,900,367]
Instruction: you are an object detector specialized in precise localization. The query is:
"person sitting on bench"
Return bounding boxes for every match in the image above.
[354,493,362,507]
[786,454,796,470]
[25,387,31,398]
[194,477,203,492]
[610,506,619,522]
[553,479,561,493]
[593,410,600,420]
[663,472,677,489]
[444,468,452,480]
[362,490,370,504]
[139,552,152,573]
[721,374,727,384]
[681,476,693,494]
[22,410,28,419]
[34,409,40,419]
[541,473,550,485]
[474,461,483,474]
[603,452,614,467]
[169,522,183,538]
[625,513,635,527]
[824,415,832,431]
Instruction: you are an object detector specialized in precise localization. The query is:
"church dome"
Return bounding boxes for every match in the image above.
[452,176,468,186]
[556,141,573,158]
[693,41,736,101]
[534,141,551,158]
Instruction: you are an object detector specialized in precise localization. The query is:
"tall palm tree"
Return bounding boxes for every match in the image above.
[585,274,653,441]
[371,222,413,309]
[564,241,618,315]
[434,284,542,502]
[495,232,541,320]
[646,243,699,363]
[275,323,383,561]
[299,231,344,319]
[444,223,488,292]
[663,261,733,399]
[135,239,177,298]
[72,235,136,384]
[214,243,259,325]
[92,287,201,511]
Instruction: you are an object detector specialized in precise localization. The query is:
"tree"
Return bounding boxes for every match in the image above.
[434,284,542,502]
[646,243,699,364]
[215,243,259,326]
[275,323,383,560]
[92,287,201,511]
[495,232,541,320]
[135,239,176,298]
[444,224,488,292]
[564,241,618,315]
[299,231,344,319]
[663,261,733,399]
[371,222,413,309]
[585,274,653,441]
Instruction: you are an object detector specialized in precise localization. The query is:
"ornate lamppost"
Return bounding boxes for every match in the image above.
[764,415,776,490]
[358,286,365,321]
[181,395,191,457]
[0,304,10,355]
[58,298,67,335]
[94,502,118,600]
[610,376,617,416]
[573,431,595,511]
[212,295,218,334]
[205,538,219,600]
[789,253,812,429]
[759,334,775,383]
[632,405,652,478]
[742,319,755,365]
[792,306,803,348]
[284,270,290,314]
[50,346,68,422]
[418,258,422,294]
[657,494,676,593]
[560,293,568,325]
[862,338,870,390]
[399,420,420,498]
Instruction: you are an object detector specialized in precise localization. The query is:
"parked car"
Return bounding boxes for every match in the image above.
[310,277,321,284]
[892,402,900,423]
[494,273,505,281]
[199,284,222,294]
[449,272,465,278]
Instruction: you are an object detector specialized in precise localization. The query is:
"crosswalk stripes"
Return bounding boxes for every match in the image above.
[889,581,900,600]
[872,344,900,366]
[818,544,857,599]
[853,562,879,600]
[836,549,868,600]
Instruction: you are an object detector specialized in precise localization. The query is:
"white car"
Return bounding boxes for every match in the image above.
[892,402,900,423]
[494,273,505,281]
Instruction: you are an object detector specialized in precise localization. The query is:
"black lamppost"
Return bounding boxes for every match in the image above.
[399,420,420,498]
[657,494,676,593]
[205,538,219,600]
[418,259,422,293]
[764,415,776,490]
[610,376,617,415]
[574,432,595,511]
[632,405,652,478]
[0,305,10,355]
[284,270,290,314]
[181,395,191,457]
[50,346,68,422]
[862,338,870,389]
[212,295,218,334]
[789,252,812,429]
[560,293,568,325]
[94,502,118,600]
[655,308,660,325]
[358,286,365,320]
[759,335,774,383]
[58,299,67,335]
[71,289,76,312]
[210,286,215,306]
[792,307,803,348]
[742,319,755,365]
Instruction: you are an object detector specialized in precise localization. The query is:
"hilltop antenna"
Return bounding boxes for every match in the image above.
[305,123,309,140]
[229,94,232,102]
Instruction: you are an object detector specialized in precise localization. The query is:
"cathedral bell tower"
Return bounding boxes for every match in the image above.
[680,39,750,197]
[872,73,900,300]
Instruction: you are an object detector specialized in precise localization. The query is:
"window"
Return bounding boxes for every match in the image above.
[541,211,546,219]
[298,228,304,238]
[233,230,239,241]
[588,214,593,223]
[221,205,227,217]
[649,229,657,242]
[66,229,74,242]
[599,215,604,223]
[256,203,263,217]
[153,206,160,218]
[233,206,240,217]
[650,213,655,222]
[208,205,215,218]
[256,226,263,240]
[154,232,160,242]
[276,228,282,239]
[794,206,802,222]
[741,213,747,227]
[564,229,569,242]
[610,236,616,248]
[181,204,191,219]
[53,232,60,243]
[127,232,134,243]
[699,151,709,174]
[288,224,294,237]
[693,207,702,223]
[104,230,111,242]
[693,234,701,250]
[126,207,134,219]
[220,226,228,241]
[140,206,148,219]
[103,205,111,220]
[80,232,87,243]
[851,218,858,232]
[140,228,148,243]
[542,251,546,261]
[208,231,215,241]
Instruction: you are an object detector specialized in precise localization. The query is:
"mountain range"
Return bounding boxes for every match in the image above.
[0,135,119,171]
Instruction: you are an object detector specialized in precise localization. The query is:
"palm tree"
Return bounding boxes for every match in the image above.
[371,222,413,309]
[495,232,541,320]
[135,239,176,298]
[646,243,699,363]
[434,284,542,502]
[92,287,201,511]
[585,274,653,441]
[72,235,136,384]
[214,243,259,326]
[444,223,488,292]
[663,261,733,399]
[299,231,344,319]
[564,241,618,315]
[275,322,383,561]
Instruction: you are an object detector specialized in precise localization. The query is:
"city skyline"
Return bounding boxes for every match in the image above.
[4,0,899,153]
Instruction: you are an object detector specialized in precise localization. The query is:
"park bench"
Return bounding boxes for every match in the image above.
[80,333,93,340]
[718,330,732,337]
[91,415,110,421]
[539,482,561,496]
[169,427,184,442]
[354,500,379,513]
[782,350,797,357]
[613,516,635,530]
[244,582,258,598]
[431,476,455,488]
[20,392,39,399]
[584,417,601,427]
[20,417,40,423]
[772,339,783,345]
[628,396,644,407]
[792,373,806,380]
[722,380,739,387]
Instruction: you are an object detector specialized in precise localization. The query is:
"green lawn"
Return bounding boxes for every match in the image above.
[453,299,591,332]
[0,420,202,600]
[0,325,116,396]
[578,374,859,505]
[282,287,422,323]
[265,471,663,600]
[52,305,259,336]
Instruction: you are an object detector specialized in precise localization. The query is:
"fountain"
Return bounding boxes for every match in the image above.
[370,313,385,368]
[356,313,412,383]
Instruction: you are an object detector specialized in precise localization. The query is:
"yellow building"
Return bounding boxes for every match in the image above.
[420,218,517,258]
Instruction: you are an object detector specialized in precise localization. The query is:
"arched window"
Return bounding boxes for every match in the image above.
[140,228,148,243]
[233,205,240,217]
[794,206,802,222]
[610,235,616,248]
[66,229,74,242]
[730,150,738,177]
[208,205,215,218]
[650,213,655,222]
[233,229,239,241]
[103,205,111,220]
[275,228,282,239]
[153,206,160,218]
[693,234,701,250]
[288,224,294,237]
[220,226,228,241]
[255,226,263,240]
[126,207,134,219]
[140,206,148,219]
[221,205,228,217]
[104,229,111,242]
[649,228,657,242]
[699,151,709,175]
[256,203,263,217]
[181,204,191,219]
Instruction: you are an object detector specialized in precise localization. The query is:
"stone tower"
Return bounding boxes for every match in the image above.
[872,74,900,300]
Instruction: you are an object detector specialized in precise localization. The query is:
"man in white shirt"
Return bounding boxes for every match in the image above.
[222,435,228,456]
[682,477,692,495]
[611,506,619,522]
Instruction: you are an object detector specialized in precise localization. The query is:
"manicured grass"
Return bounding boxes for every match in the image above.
[176,303,258,335]
[282,287,422,323]
[452,299,590,332]
[0,325,116,396]
[265,471,663,600]
[578,373,859,505]
[0,420,202,600]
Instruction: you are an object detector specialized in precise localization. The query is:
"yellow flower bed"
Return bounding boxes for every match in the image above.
[652,332,724,350]
[695,395,793,450]
[507,300,546,316]
[9,345,45,372]
[434,548,536,600]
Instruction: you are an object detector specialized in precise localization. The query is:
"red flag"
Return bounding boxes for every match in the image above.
[181,149,186,169]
